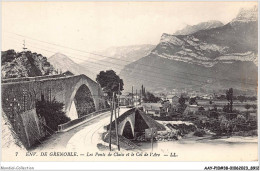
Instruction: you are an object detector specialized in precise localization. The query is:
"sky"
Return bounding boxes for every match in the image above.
[1,1,257,63]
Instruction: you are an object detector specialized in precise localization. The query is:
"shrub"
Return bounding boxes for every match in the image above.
[36,99,70,131]
[223,104,230,113]
[198,106,205,111]
[233,130,258,136]
[193,129,206,137]
[251,104,257,110]
[244,104,251,111]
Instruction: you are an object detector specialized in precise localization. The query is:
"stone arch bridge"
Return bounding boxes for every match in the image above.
[106,108,165,139]
[1,74,106,148]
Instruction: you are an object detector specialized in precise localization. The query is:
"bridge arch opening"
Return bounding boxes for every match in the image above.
[68,84,95,119]
[122,121,134,139]
[68,100,78,120]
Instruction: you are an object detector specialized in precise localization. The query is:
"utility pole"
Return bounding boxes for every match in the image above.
[132,86,134,106]
[151,128,154,152]
[49,88,52,102]
[109,93,114,151]
[115,83,120,151]
[140,89,142,105]
[117,83,120,118]
[136,89,137,107]
[22,89,26,112]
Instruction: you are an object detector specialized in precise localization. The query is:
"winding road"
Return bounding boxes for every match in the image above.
[32,108,130,152]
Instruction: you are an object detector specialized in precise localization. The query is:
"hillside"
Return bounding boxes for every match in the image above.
[48,53,96,80]
[174,20,224,35]
[80,44,155,74]
[120,6,258,93]
[1,50,57,79]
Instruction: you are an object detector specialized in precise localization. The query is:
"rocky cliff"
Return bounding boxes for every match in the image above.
[120,6,258,93]
[1,50,57,79]
[174,20,224,35]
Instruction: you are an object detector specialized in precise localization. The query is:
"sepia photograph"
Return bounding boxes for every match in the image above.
[1,1,259,168]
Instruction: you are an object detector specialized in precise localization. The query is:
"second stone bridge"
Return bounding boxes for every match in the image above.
[106,108,165,139]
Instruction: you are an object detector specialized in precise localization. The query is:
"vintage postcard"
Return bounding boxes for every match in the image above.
[1,1,259,164]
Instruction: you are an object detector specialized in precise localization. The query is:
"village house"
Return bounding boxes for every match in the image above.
[183,104,201,115]
[133,94,141,106]
[201,94,214,100]
[165,94,174,103]
[160,95,167,102]
[142,103,163,117]
[164,94,180,104]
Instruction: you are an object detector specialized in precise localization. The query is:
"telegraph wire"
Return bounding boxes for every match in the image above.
[4,31,257,86]
[27,45,205,87]
[4,37,204,87]
[5,35,208,85]
[5,37,256,92]
[6,37,255,91]
[5,34,257,87]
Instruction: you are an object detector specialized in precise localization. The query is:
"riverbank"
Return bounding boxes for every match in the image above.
[136,136,258,161]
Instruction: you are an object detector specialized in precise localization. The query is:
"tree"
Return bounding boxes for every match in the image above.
[244,104,251,120]
[198,106,205,111]
[1,49,17,64]
[223,104,230,113]
[143,92,160,103]
[219,95,226,100]
[141,85,144,96]
[178,95,186,106]
[251,104,257,110]
[189,97,197,105]
[245,104,251,111]
[249,96,257,101]
[219,115,229,134]
[237,95,246,103]
[96,70,124,99]
[226,88,233,113]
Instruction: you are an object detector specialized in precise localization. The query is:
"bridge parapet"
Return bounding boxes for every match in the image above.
[58,108,110,132]
[2,74,68,83]
[2,74,105,115]
[2,74,97,84]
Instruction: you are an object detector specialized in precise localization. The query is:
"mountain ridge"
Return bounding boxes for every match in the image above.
[120,6,258,93]
[48,52,96,80]
[80,44,155,74]
[174,20,224,35]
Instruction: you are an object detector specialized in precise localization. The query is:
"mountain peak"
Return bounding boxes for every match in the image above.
[174,20,224,35]
[151,13,258,68]
[232,5,257,23]
[48,53,95,80]
[50,52,71,60]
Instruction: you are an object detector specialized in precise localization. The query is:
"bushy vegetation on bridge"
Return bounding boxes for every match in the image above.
[36,99,70,131]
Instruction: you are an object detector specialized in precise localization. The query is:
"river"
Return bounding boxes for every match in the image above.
[136,135,258,161]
